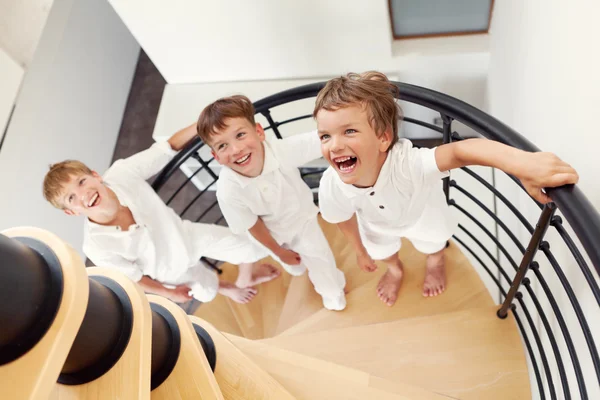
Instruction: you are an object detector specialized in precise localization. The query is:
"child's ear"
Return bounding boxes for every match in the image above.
[91,170,102,182]
[256,123,266,141]
[378,128,393,152]
[210,148,220,163]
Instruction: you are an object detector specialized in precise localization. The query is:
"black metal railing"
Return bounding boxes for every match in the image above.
[152,82,600,400]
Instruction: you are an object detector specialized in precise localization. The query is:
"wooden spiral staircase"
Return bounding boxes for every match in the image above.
[0,221,530,399]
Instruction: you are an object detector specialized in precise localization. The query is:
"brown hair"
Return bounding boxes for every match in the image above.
[197,95,256,144]
[43,160,93,209]
[313,71,403,148]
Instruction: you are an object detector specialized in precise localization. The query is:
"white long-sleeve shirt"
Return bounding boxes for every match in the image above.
[83,141,201,283]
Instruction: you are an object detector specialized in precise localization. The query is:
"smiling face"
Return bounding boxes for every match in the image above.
[317,104,392,187]
[59,172,120,222]
[209,117,266,177]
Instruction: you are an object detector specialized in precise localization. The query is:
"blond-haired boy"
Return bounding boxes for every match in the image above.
[315,71,578,306]
[43,124,279,304]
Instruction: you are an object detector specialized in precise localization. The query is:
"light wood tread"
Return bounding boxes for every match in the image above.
[226,334,454,400]
[189,316,295,400]
[278,240,494,337]
[274,271,323,335]
[0,227,89,400]
[148,295,224,399]
[193,287,244,337]
[195,257,292,340]
[52,267,153,399]
[262,306,530,400]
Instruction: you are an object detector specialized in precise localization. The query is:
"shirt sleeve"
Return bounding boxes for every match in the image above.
[397,140,449,186]
[216,181,258,235]
[84,244,144,282]
[110,141,178,181]
[276,130,323,168]
[318,169,357,224]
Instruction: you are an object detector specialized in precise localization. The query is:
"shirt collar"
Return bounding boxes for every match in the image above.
[85,181,132,234]
[229,141,280,188]
[337,151,393,196]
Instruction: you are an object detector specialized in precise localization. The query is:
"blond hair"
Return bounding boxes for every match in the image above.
[197,95,256,144]
[313,71,403,149]
[43,160,92,209]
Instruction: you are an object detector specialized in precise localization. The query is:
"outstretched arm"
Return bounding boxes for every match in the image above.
[112,123,198,180]
[434,138,579,203]
[167,123,198,151]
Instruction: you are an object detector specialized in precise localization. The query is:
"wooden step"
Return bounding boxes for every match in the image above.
[193,286,243,337]
[277,240,494,337]
[148,295,224,399]
[227,334,453,400]
[189,316,295,400]
[274,272,324,335]
[262,306,530,400]
[195,259,289,340]
[51,267,153,399]
[1,227,89,400]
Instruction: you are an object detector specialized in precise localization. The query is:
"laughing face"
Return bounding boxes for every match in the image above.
[209,117,266,178]
[60,172,120,222]
[316,104,392,187]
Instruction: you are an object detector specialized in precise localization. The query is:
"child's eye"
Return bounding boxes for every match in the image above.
[79,178,86,185]
[236,132,246,139]
[345,129,356,134]
[319,134,330,141]
[218,143,227,150]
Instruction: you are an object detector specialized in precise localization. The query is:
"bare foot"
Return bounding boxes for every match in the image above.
[376,258,404,306]
[236,262,281,288]
[218,281,257,304]
[423,251,446,297]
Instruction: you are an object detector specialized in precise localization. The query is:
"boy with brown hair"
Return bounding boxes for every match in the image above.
[197,95,347,311]
[43,124,280,304]
[315,71,578,306]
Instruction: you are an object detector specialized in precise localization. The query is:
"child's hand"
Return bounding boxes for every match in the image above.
[169,284,193,303]
[516,152,579,204]
[277,248,302,265]
[357,251,377,272]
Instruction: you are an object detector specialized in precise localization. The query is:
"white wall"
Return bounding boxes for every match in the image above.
[487,1,600,399]
[0,0,140,255]
[0,49,23,143]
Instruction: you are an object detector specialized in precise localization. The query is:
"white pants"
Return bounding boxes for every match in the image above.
[265,217,346,310]
[165,222,269,302]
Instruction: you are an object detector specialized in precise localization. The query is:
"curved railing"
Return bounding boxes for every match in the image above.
[153,82,600,400]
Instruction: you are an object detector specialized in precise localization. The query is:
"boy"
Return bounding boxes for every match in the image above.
[197,95,347,311]
[43,124,280,304]
[315,71,579,306]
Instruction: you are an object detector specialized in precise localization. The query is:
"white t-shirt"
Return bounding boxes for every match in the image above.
[83,141,202,283]
[216,131,321,243]
[319,139,450,236]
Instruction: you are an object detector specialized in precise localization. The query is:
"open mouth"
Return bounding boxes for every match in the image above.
[333,155,358,173]
[234,153,251,166]
[87,192,100,208]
